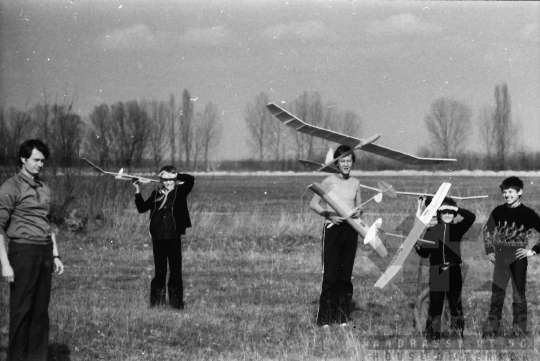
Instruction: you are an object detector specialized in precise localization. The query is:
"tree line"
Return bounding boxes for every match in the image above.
[1,83,537,173]
[0,89,222,174]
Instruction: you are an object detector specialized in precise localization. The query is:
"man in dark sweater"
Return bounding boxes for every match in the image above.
[133,165,195,309]
[415,197,476,340]
[483,176,540,337]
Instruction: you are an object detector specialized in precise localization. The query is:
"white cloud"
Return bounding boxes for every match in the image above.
[101,24,169,51]
[179,26,232,46]
[100,25,231,51]
[263,20,327,40]
[521,22,539,42]
[367,13,441,37]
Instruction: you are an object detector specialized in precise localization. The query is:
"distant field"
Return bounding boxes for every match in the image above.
[1,173,540,360]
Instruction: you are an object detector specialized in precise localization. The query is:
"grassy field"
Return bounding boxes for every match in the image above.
[1,173,540,360]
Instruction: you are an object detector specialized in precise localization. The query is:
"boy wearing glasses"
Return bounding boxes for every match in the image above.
[133,166,195,309]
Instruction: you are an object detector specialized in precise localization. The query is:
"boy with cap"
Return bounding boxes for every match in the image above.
[133,165,195,309]
[415,196,476,340]
[483,176,540,337]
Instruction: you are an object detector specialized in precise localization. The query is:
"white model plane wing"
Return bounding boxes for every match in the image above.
[266,102,456,165]
[374,182,451,288]
[81,158,160,184]
[376,181,488,200]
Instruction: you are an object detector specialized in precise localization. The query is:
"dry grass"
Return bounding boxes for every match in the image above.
[1,174,540,360]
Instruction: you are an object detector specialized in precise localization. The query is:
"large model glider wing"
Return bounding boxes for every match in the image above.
[308,183,387,258]
[374,182,451,288]
[376,181,487,200]
[81,158,160,184]
[266,102,456,165]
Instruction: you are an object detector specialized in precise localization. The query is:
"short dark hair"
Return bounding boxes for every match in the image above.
[333,145,355,166]
[159,165,177,174]
[500,176,523,192]
[19,139,49,165]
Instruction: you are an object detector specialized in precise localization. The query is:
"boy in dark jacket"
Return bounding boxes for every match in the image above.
[133,165,195,309]
[415,197,476,340]
[483,176,540,337]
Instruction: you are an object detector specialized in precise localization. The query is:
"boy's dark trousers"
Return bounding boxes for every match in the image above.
[316,224,358,326]
[8,242,53,361]
[425,264,464,338]
[485,252,527,334]
[151,238,184,309]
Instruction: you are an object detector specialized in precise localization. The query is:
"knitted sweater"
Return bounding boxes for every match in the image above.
[483,203,540,254]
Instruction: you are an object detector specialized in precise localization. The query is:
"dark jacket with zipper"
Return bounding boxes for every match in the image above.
[135,174,195,238]
[415,208,476,266]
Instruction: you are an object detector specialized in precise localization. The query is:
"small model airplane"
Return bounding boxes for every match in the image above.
[360,180,488,201]
[81,158,160,184]
[308,183,388,258]
[266,102,457,166]
[374,182,451,288]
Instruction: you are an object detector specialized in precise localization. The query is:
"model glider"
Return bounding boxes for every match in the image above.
[81,158,160,184]
[370,181,487,200]
[374,182,451,289]
[266,102,456,166]
[365,218,435,246]
[308,183,388,258]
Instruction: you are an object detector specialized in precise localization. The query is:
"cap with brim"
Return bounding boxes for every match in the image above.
[438,205,458,212]
[158,170,177,180]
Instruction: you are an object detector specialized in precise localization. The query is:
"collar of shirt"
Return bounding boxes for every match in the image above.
[18,171,43,188]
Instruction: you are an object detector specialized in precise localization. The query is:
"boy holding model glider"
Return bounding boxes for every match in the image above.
[133,165,195,309]
[309,145,362,327]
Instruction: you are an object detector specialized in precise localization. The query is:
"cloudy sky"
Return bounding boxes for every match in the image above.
[1,0,539,161]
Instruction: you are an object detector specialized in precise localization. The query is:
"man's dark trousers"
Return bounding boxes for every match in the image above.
[151,238,183,309]
[8,242,53,361]
[316,224,358,326]
[485,252,528,334]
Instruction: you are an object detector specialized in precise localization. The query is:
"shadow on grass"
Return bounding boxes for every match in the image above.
[47,343,71,361]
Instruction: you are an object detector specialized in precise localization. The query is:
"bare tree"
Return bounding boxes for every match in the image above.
[337,110,362,139]
[267,104,287,162]
[493,83,517,170]
[244,92,273,160]
[107,101,150,167]
[180,89,194,168]
[169,94,177,166]
[49,104,85,168]
[0,106,35,170]
[292,91,323,160]
[317,102,338,158]
[125,101,151,167]
[200,101,222,169]
[424,97,472,158]
[88,103,113,167]
[478,105,496,168]
[143,100,169,166]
